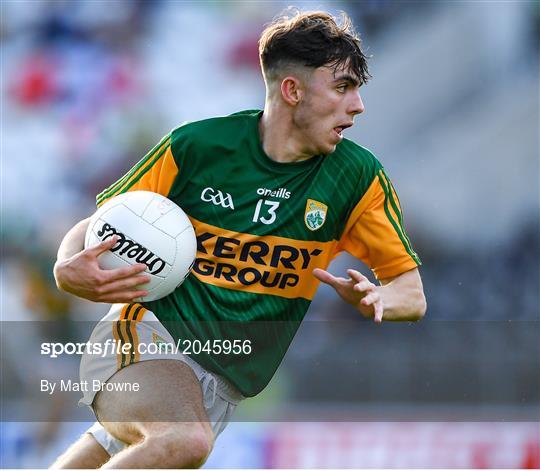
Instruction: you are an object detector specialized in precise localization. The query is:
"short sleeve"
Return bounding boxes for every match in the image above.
[339,168,421,280]
[96,133,179,208]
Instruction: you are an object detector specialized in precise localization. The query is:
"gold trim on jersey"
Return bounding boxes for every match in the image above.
[97,142,178,207]
[338,172,420,280]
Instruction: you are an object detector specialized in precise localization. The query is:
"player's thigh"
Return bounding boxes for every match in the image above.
[93,358,213,444]
[51,433,109,469]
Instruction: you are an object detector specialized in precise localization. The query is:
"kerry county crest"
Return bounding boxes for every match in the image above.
[304,199,328,231]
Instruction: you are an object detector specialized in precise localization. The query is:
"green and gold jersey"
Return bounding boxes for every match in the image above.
[97,110,420,396]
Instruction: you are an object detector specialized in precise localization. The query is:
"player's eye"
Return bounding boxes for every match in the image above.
[337,84,347,93]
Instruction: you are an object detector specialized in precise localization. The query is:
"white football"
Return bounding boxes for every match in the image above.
[85,191,196,301]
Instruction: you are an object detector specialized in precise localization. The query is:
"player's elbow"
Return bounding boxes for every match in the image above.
[53,261,64,291]
[411,290,427,321]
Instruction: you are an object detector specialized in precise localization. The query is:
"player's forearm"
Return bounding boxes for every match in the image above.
[54,218,91,291]
[56,218,90,262]
[378,269,426,321]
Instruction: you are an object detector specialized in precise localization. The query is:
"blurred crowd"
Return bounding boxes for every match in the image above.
[1,1,539,465]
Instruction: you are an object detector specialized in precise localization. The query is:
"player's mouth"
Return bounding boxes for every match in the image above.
[333,123,353,139]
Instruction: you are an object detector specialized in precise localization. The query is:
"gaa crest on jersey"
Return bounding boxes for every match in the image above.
[304,199,328,231]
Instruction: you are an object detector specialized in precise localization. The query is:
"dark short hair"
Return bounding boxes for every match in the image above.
[259,10,371,85]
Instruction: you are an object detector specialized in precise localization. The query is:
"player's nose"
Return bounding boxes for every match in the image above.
[349,92,365,116]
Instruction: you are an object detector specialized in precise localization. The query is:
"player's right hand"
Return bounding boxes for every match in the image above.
[313,268,384,323]
[54,236,150,303]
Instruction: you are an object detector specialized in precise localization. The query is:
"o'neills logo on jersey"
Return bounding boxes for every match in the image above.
[256,187,291,199]
[96,222,166,275]
[188,217,338,300]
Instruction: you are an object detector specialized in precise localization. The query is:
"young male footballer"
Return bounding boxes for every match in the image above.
[52,10,426,468]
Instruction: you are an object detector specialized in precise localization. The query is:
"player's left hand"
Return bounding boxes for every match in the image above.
[313,268,383,323]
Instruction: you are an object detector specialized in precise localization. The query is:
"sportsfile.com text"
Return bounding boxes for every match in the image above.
[41,339,253,358]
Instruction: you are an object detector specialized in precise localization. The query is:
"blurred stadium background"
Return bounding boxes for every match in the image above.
[1,0,539,468]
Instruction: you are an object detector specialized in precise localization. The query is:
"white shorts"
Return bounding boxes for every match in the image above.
[79,303,244,456]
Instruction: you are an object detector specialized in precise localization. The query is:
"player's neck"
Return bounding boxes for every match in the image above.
[259,105,315,164]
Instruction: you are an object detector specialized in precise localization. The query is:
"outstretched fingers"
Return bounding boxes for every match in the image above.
[315,268,384,322]
[373,300,383,323]
[313,268,342,289]
[353,281,372,293]
[347,269,367,283]
[349,269,374,294]
[361,291,384,323]
[348,269,384,323]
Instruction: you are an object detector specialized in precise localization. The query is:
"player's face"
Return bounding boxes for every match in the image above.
[294,64,364,155]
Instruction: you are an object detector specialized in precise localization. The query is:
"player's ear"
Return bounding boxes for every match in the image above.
[280,76,303,106]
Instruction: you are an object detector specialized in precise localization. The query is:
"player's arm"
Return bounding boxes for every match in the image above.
[313,267,425,322]
[54,130,180,303]
[53,217,149,303]
[377,267,426,320]
[315,167,425,322]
